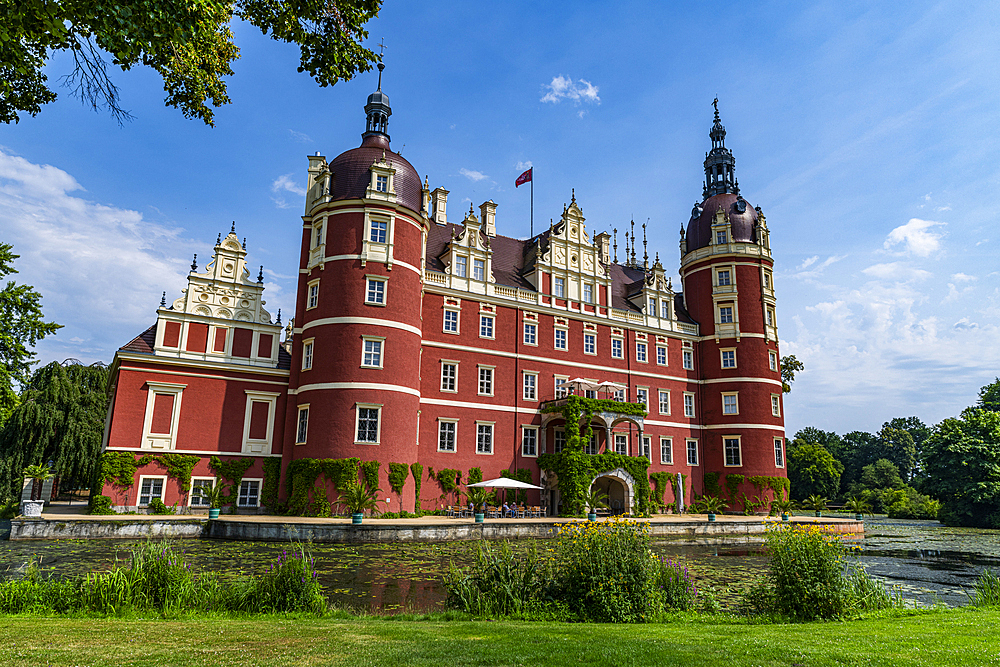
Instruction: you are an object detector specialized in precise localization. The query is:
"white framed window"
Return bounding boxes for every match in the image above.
[355,404,381,444]
[238,479,262,508]
[523,323,537,345]
[295,405,309,445]
[555,375,569,399]
[613,388,625,402]
[478,366,494,396]
[438,420,457,452]
[522,427,538,457]
[774,438,785,467]
[480,315,494,339]
[585,432,598,455]
[724,436,742,467]
[361,337,384,368]
[138,476,167,506]
[717,269,731,286]
[767,308,776,326]
[554,429,566,453]
[642,436,652,462]
[553,276,565,298]
[523,372,537,401]
[636,387,648,408]
[769,350,778,371]
[554,328,567,350]
[716,230,727,245]
[242,390,279,454]
[302,338,314,371]
[658,390,670,415]
[142,381,186,450]
[661,299,670,318]
[189,477,215,507]
[473,258,485,281]
[636,342,647,363]
[764,271,772,289]
[443,309,459,334]
[375,174,388,193]
[721,348,736,369]
[648,298,657,317]
[476,422,494,454]
[660,437,673,465]
[440,361,458,392]
[614,433,628,455]
[722,392,739,415]
[307,280,320,309]
[583,333,596,355]
[369,218,388,243]
[686,439,699,466]
[583,283,593,303]
[719,304,734,324]
[455,255,467,277]
[366,277,386,305]
[771,394,781,417]
[682,350,694,370]
[656,346,667,365]
[313,222,324,249]
[683,392,695,418]
[611,338,623,359]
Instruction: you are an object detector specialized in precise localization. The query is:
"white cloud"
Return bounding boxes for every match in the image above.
[953,317,978,330]
[883,218,945,257]
[798,255,819,270]
[270,173,306,209]
[951,272,976,282]
[862,262,932,281]
[459,168,488,182]
[288,130,313,144]
[792,254,846,281]
[515,161,533,171]
[540,76,601,105]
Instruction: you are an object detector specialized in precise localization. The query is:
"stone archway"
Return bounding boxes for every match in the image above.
[590,467,636,514]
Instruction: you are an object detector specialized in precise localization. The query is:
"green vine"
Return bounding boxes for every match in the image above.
[649,472,676,509]
[154,453,201,492]
[748,475,790,500]
[724,474,745,503]
[361,460,380,490]
[262,458,282,510]
[410,462,423,512]
[209,456,255,511]
[99,452,154,488]
[704,471,722,498]
[433,468,462,504]
[285,457,361,516]
[540,395,647,418]
[467,467,483,485]
[501,468,533,504]
[388,462,409,496]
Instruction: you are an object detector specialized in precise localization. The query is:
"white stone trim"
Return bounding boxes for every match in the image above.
[300,316,421,337]
[290,382,420,397]
[242,390,279,454]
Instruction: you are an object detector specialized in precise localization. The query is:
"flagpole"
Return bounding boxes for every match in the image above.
[530,172,534,238]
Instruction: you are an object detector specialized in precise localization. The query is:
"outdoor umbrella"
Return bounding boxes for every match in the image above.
[468,478,545,513]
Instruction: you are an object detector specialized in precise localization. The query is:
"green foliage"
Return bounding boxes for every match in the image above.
[703,471,721,497]
[444,541,552,619]
[802,494,828,511]
[21,462,54,501]
[857,458,905,491]
[977,378,1000,413]
[844,496,872,516]
[98,451,152,488]
[387,462,409,496]
[973,569,1000,607]
[261,458,281,511]
[581,487,609,512]
[884,487,941,520]
[501,468,533,504]
[360,460,380,491]
[787,442,843,501]
[877,425,917,482]
[780,354,804,393]
[770,497,795,515]
[192,479,226,510]
[648,472,675,511]
[724,474,744,503]
[463,487,492,513]
[539,394,647,418]
[692,495,728,515]
[433,468,462,504]
[410,462,423,513]
[339,481,383,515]
[147,497,174,515]
[153,453,200,493]
[467,467,483,485]
[209,456,254,511]
[791,427,844,460]
[0,0,383,126]
[285,457,361,516]
[1,494,20,519]
[309,483,331,517]
[748,475,790,500]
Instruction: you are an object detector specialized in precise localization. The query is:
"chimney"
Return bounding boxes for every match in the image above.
[594,231,611,265]
[431,187,449,225]
[479,200,498,237]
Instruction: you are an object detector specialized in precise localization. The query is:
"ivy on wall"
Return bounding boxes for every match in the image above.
[96,451,198,497]
[387,463,409,495]
[360,460,380,491]
[467,467,483,485]
[261,458,282,510]
[209,456,255,511]
[410,462,423,512]
[704,471,722,498]
[285,457,361,516]
[748,475,790,500]
[433,468,462,504]
[724,474,745,503]
[649,472,676,509]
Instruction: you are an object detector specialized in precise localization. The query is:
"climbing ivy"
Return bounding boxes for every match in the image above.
[410,462,423,512]
[433,468,462,504]
[261,458,282,510]
[649,472,676,510]
[724,474,745,504]
[704,471,722,498]
[285,457,361,516]
[387,462,408,495]
[467,467,483,485]
[749,475,790,500]
[540,395,647,418]
[98,451,153,488]
[154,453,201,492]
[209,456,255,511]
[360,460,380,491]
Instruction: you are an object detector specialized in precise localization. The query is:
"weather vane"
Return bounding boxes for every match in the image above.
[378,39,386,58]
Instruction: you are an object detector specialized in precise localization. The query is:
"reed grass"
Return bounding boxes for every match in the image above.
[972,569,1000,607]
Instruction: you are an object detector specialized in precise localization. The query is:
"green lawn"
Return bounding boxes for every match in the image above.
[1,609,999,666]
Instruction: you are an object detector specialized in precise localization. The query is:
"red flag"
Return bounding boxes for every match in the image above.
[515,168,532,188]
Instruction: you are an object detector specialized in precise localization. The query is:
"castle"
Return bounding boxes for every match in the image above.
[100,70,786,514]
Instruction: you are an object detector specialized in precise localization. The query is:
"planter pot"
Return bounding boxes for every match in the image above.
[208,508,220,520]
[781,513,789,522]
[855,513,863,521]
[587,513,597,522]
[352,512,364,525]
[474,513,484,523]
[707,513,716,522]
[20,500,44,518]
[815,511,822,517]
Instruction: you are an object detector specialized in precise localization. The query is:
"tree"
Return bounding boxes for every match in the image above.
[921,408,1000,528]
[856,459,904,492]
[977,378,1000,413]
[787,442,844,501]
[780,355,804,393]
[2,0,383,126]
[838,430,880,489]
[0,361,108,498]
[790,427,843,460]
[876,425,917,482]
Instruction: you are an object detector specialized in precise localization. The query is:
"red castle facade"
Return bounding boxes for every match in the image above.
[100,79,786,514]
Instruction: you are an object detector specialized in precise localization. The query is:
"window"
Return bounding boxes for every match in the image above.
[585,389,597,399]
[522,427,538,457]
[478,367,493,396]
[683,393,695,418]
[656,346,667,365]
[716,230,727,244]
[366,277,386,305]
[313,223,324,248]
[523,373,537,400]
[724,437,742,467]
[722,393,739,415]
[375,174,388,193]
[721,349,736,369]
[441,362,457,392]
[642,436,652,462]
[443,309,459,333]
[661,299,670,318]
[686,439,699,466]
[307,281,320,309]
[302,340,314,370]
[682,350,694,370]
[554,328,567,350]
[615,434,627,455]
[242,391,278,454]
[583,333,596,355]
[555,376,569,399]
[774,439,785,467]
[473,258,485,281]
[142,381,185,450]
[480,315,494,338]
[717,269,731,286]
[583,283,593,303]
[356,406,380,443]
[190,478,214,507]
[636,388,648,408]
[769,350,778,371]
[612,338,623,359]
[553,277,565,298]
[138,476,166,506]
[658,390,670,415]
[523,323,537,345]
[238,479,261,507]
[362,338,383,368]
[476,423,493,454]
[438,421,457,452]
[554,429,566,453]
[370,219,387,243]
[613,388,625,402]
[719,305,734,324]
[295,405,309,444]
[660,437,673,464]
[636,342,647,362]
[771,394,781,417]
[455,255,467,277]
[648,298,657,317]
[764,271,772,289]
[585,433,598,455]
[767,308,776,326]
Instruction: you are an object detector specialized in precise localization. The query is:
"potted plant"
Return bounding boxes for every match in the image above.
[844,496,872,522]
[581,488,609,521]
[20,464,54,518]
[804,494,828,517]
[193,479,227,519]
[771,497,796,522]
[465,488,492,523]
[697,495,729,522]
[341,481,383,524]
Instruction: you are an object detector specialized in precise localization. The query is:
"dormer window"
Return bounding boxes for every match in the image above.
[718,269,731,285]
[376,175,388,193]
[370,219,387,243]
[473,259,485,281]
[455,256,467,277]
[716,230,727,244]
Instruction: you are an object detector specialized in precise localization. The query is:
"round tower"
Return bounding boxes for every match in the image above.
[285,63,427,509]
[680,100,786,507]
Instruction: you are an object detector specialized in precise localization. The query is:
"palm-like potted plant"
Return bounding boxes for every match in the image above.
[193,479,227,519]
[465,488,492,523]
[581,488,609,521]
[844,496,872,522]
[341,481,384,524]
[804,494,828,517]
[697,495,729,522]
[21,464,55,517]
[771,497,796,522]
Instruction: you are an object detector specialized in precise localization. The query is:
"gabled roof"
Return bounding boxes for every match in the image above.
[121,324,157,355]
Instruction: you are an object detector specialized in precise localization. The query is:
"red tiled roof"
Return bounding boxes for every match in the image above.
[120,324,156,354]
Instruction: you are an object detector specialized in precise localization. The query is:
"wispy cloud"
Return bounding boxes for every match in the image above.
[862,262,932,281]
[540,76,600,105]
[288,130,313,144]
[883,218,945,257]
[270,173,305,209]
[792,254,846,280]
[459,168,488,182]
[514,161,533,171]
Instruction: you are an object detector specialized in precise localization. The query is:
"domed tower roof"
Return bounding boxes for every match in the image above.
[327,62,423,213]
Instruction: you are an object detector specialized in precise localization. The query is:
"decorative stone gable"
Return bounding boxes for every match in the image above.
[436,204,494,294]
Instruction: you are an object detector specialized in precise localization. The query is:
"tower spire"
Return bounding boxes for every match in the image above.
[363,50,392,143]
[642,220,648,270]
[703,98,737,199]
[613,228,618,263]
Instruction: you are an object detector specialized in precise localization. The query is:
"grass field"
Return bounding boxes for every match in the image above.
[1,608,999,666]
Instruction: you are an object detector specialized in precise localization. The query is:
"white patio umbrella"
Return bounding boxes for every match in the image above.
[563,378,600,394]
[468,478,544,489]
[596,380,628,398]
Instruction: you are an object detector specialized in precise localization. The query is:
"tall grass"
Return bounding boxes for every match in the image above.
[444,542,549,618]
[973,569,1000,607]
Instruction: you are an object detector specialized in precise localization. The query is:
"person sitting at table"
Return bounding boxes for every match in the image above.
[502,502,510,517]
[468,502,474,515]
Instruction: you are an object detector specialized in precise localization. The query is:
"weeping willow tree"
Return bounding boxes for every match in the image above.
[0,360,109,498]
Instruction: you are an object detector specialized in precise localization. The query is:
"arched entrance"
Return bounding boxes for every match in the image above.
[590,467,636,514]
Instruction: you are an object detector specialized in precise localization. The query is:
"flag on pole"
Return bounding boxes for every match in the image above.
[515,168,532,188]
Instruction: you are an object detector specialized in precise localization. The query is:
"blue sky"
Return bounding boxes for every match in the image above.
[1,1,997,437]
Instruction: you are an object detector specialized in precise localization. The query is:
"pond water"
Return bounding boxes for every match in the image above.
[1,516,997,612]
